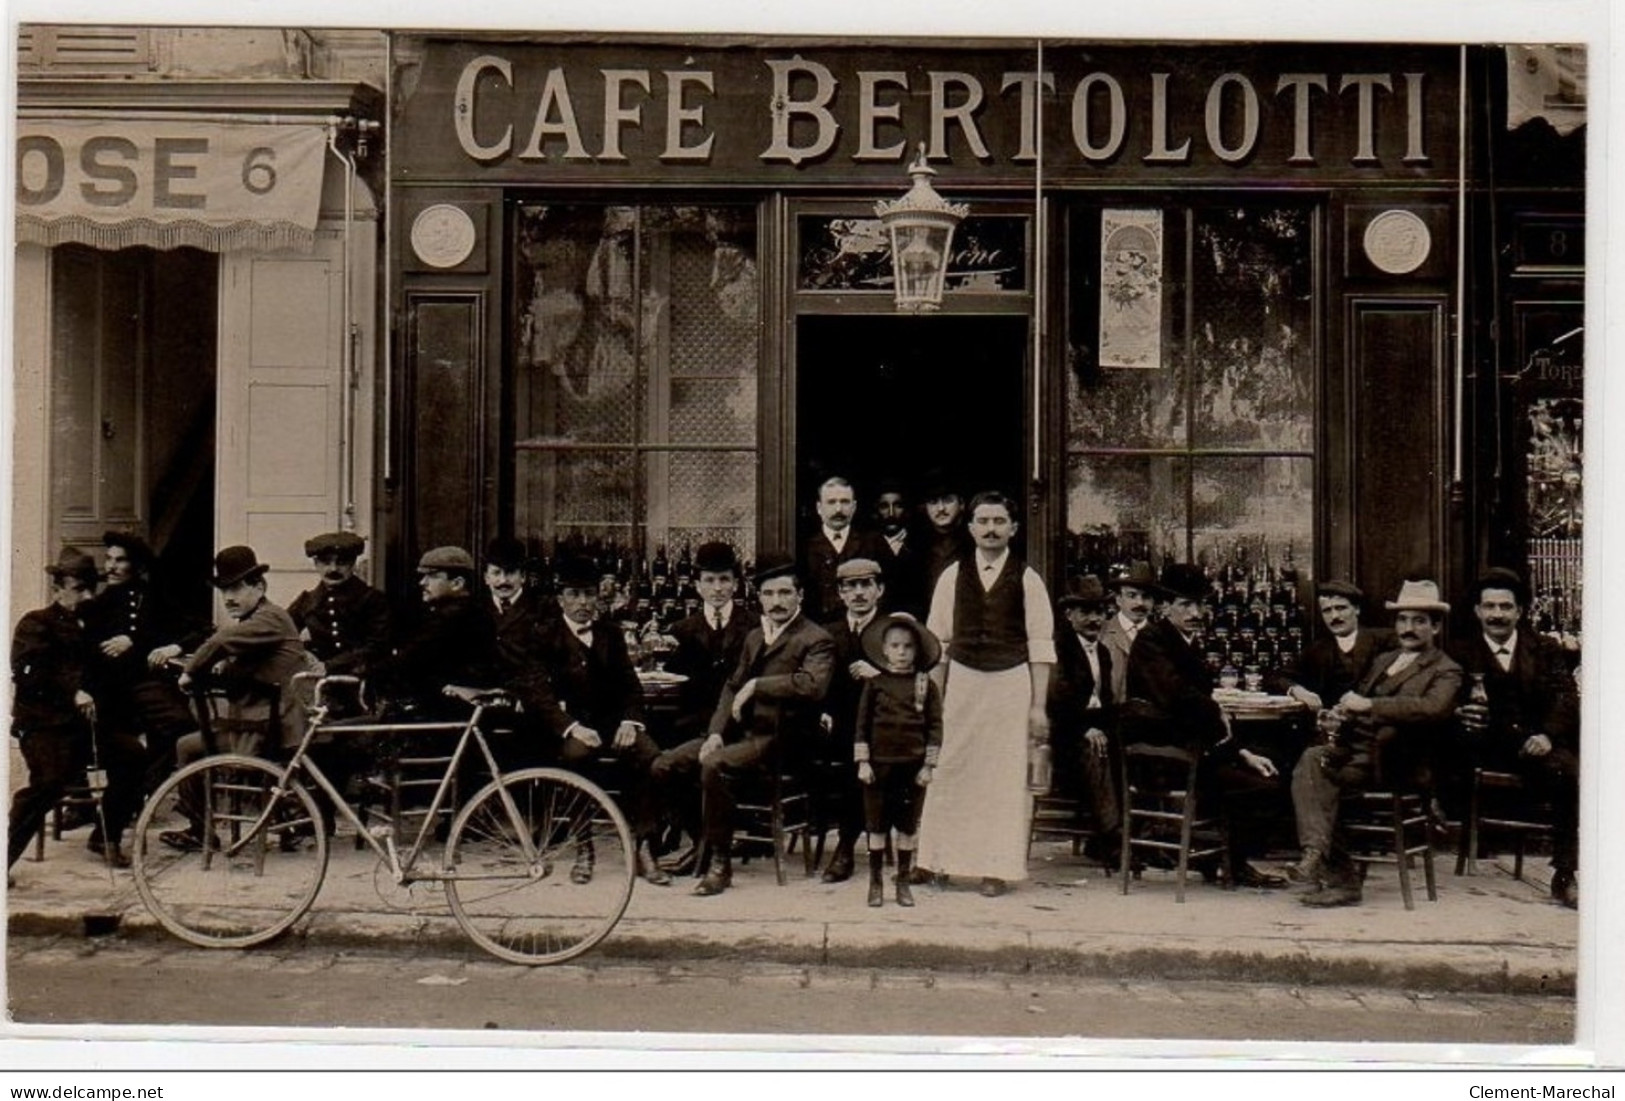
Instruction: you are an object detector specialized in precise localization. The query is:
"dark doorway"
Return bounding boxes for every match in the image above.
[795,314,1028,547]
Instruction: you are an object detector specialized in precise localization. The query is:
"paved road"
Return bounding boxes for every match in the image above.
[5,934,1574,1045]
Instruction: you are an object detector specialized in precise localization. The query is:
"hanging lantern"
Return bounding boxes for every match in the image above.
[874,143,969,313]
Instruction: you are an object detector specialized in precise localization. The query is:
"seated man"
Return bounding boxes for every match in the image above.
[514,555,670,886]
[1290,579,1464,907]
[1125,562,1287,890]
[1046,574,1121,869]
[480,536,552,683]
[287,531,391,682]
[652,552,834,898]
[374,546,497,718]
[1450,567,1580,909]
[1100,560,1157,705]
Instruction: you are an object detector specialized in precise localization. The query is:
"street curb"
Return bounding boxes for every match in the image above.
[8,909,1575,997]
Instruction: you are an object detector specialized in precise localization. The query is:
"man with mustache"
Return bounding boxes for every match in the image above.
[1099,561,1158,706]
[1290,579,1463,907]
[1450,568,1580,909]
[479,536,551,681]
[288,531,391,681]
[872,482,926,618]
[803,477,886,623]
[918,474,972,598]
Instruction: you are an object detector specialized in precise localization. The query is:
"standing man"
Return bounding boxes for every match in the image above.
[517,556,670,886]
[1290,579,1463,907]
[1451,568,1580,909]
[815,557,887,884]
[287,531,391,681]
[1047,574,1122,869]
[916,492,1056,898]
[683,552,834,898]
[802,477,884,623]
[480,536,551,681]
[81,530,205,797]
[1126,563,1288,890]
[873,482,925,617]
[1100,561,1158,705]
[919,475,971,597]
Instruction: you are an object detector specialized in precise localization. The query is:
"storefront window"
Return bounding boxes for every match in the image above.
[1064,203,1316,583]
[512,203,759,571]
[797,214,1029,294]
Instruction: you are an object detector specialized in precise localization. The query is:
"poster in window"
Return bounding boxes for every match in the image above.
[1099,209,1164,368]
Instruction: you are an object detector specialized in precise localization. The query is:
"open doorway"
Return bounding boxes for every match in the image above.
[794,314,1028,549]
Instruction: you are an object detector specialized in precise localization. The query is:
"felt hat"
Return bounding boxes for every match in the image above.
[1058,573,1109,610]
[101,529,155,570]
[417,546,476,574]
[751,550,799,588]
[1470,567,1528,607]
[1384,579,1452,614]
[46,548,100,588]
[1107,560,1158,592]
[693,541,740,575]
[1154,562,1211,603]
[835,557,883,583]
[554,555,601,591]
[304,531,365,560]
[484,536,529,572]
[211,545,271,589]
[860,612,942,672]
[920,471,960,503]
[1315,579,1364,604]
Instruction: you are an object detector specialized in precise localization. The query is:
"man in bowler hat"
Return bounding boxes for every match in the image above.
[480,536,552,681]
[1047,574,1123,867]
[1099,560,1158,705]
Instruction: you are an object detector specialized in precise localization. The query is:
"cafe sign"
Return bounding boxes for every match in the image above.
[395,40,1459,186]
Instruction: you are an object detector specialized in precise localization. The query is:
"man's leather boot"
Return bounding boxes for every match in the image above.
[694,852,732,897]
[822,839,855,884]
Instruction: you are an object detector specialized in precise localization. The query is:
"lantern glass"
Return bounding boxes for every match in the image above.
[888,221,956,312]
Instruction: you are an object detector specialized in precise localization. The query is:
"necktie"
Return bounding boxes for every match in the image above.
[710,610,722,632]
[499,597,513,615]
[1496,646,1512,672]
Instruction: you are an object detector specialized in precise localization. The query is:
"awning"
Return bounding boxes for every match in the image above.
[15,119,328,253]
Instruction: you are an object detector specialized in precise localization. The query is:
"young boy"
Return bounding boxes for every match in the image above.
[8,550,144,874]
[853,613,943,907]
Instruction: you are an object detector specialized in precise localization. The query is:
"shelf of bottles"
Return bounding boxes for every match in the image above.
[1527,536,1582,656]
[1064,529,1311,689]
[518,533,757,669]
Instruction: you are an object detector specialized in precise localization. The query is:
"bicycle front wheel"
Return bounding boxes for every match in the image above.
[132,754,329,949]
[445,767,635,965]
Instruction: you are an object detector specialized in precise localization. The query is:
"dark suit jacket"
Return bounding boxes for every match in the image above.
[820,613,879,747]
[1265,626,1394,705]
[10,603,92,735]
[665,607,752,742]
[803,528,888,623]
[921,528,972,600]
[1124,618,1229,753]
[480,586,556,682]
[81,580,210,691]
[709,613,835,750]
[378,593,497,712]
[288,575,391,677]
[874,531,928,619]
[1048,628,1114,734]
[183,598,311,699]
[519,615,645,742]
[1449,632,1579,756]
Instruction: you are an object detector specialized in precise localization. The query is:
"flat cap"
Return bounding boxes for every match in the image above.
[304,531,365,559]
[835,557,883,582]
[417,546,476,574]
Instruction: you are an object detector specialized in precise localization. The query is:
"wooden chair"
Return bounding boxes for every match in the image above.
[29,782,101,862]
[1027,792,1092,860]
[1455,768,1552,880]
[1342,788,1438,910]
[695,746,815,886]
[1118,742,1228,903]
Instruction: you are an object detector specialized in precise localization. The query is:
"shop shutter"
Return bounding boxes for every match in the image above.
[20,26,154,70]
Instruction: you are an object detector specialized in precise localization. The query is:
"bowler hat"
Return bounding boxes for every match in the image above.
[101,529,154,570]
[1154,562,1211,603]
[1316,579,1364,604]
[751,550,799,587]
[920,471,959,503]
[860,612,942,672]
[484,536,529,572]
[835,557,883,583]
[417,546,476,574]
[1107,560,1158,591]
[1470,567,1528,607]
[211,545,271,589]
[46,548,100,588]
[304,531,365,560]
[1058,574,1109,610]
[554,555,601,591]
[1384,579,1452,614]
[693,541,740,576]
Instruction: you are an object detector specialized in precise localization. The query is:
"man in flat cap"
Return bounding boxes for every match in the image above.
[1450,568,1580,908]
[1047,574,1123,868]
[513,556,670,886]
[480,536,552,682]
[655,552,834,897]
[288,531,391,682]
[814,556,888,884]
[374,547,497,718]
[8,550,145,875]
[81,529,207,798]
[1290,579,1463,907]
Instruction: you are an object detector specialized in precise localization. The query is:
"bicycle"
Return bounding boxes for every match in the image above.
[130,674,636,965]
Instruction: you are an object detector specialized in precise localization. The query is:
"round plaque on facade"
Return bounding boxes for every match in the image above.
[1362,209,1432,275]
[410,204,478,269]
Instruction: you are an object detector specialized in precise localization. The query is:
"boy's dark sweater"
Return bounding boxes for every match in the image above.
[854,669,944,764]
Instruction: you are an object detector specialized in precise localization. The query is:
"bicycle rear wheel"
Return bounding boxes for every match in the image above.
[445,767,635,965]
[132,755,329,949]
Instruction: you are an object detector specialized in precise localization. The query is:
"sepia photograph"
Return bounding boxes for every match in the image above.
[2,0,1617,1074]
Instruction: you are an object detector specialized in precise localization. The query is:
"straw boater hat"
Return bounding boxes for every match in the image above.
[860,612,942,671]
[304,531,365,561]
[1384,579,1451,614]
[1107,560,1158,591]
[1058,574,1109,610]
[210,545,271,589]
[46,548,100,588]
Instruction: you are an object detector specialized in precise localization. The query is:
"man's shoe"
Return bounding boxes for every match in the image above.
[159,829,204,853]
[637,849,672,887]
[979,877,1007,898]
[905,865,935,886]
[693,864,732,897]
[1285,848,1325,885]
[1233,863,1288,890]
[867,878,884,907]
[1300,884,1363,908]
[821,849,855,884]
[894,876,915,907]
[101,843,132,870]
[659,843,699,876]
[1551,870,1579,910]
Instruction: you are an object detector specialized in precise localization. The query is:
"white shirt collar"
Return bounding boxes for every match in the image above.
[1484,630,1518,658]
[885,530,906,553]
[707,603,732,629]
[975,548,1010,590]
[849,609,877,635]
[823,525,848,549]
[493,589,522,612]
[762,609,800,644]
[1117,612,1141,635]
[1334,632,1359,654]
